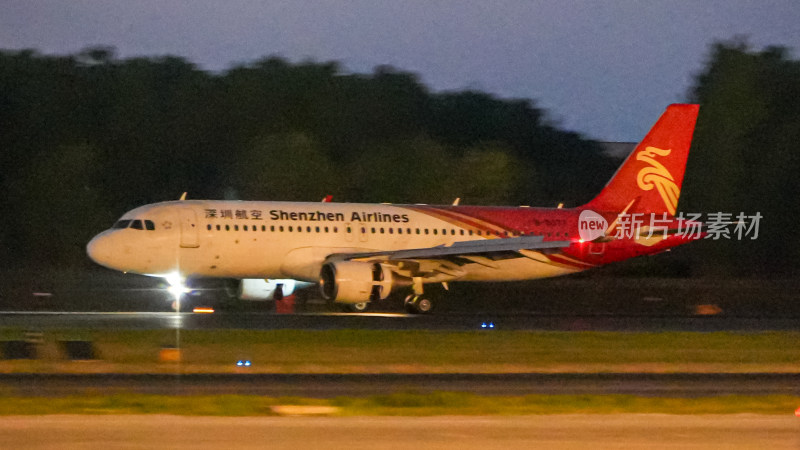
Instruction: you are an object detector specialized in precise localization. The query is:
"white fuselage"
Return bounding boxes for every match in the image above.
[86,200,578,284]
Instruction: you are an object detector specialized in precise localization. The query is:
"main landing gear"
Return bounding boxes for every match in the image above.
[343,302,369,313]
[404,295,434,314]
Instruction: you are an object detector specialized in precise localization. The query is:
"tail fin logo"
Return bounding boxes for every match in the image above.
[636,146,679,215]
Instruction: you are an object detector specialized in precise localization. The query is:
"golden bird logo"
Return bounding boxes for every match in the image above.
[636,146,679,215]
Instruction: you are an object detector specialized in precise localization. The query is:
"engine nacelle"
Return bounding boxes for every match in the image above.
[319,261,406,304]
[238,278,297,301]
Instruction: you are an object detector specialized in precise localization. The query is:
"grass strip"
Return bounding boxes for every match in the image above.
[0,393,798,416]
[2,329,799,374]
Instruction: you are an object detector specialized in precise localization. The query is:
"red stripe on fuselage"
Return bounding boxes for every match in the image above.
[407,206,510,237]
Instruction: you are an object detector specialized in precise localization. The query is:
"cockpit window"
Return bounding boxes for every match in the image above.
[145,220,155,230]
[130,220,144,230]
[113,220,132,229]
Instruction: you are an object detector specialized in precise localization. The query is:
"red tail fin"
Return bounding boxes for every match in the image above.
[584,104,699,216]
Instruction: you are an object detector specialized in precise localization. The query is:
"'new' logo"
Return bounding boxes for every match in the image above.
[578,210,607,242]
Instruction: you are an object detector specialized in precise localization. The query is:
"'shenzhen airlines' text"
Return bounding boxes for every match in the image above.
[205,208,409,223]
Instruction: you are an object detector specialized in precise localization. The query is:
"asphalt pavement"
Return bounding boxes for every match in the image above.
[2,373,799,397]
[1,414,797,449]
[0,311,797,331]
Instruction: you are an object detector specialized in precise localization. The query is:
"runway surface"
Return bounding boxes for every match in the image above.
[0,311,798,331]
[1,414,797,449]
[2,373,799,397]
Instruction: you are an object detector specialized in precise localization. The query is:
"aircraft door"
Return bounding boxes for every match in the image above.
[357,223,368,242]
[344,223,354,242]
[179,208,200,248]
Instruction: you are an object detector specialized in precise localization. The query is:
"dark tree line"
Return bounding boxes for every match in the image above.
[0,47,614,268]
[681,40,800,276]
[1,41,798,276]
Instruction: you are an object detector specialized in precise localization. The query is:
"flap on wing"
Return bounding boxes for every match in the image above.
[332,235,572,262]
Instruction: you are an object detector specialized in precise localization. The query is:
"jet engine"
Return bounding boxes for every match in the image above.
[238,278,297,301]
[319,261,407,304]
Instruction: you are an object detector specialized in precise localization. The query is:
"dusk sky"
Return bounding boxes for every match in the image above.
[2,1,798,141]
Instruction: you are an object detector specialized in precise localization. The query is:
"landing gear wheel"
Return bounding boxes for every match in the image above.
[344,302,369,313]
[170,298,191,312]
[404,295,434,314]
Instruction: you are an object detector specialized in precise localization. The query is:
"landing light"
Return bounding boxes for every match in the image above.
[165,272,191,300]
[167,284,191,300]
[236,360,252,367]
[481,322,495,329]
[193,307,215,314]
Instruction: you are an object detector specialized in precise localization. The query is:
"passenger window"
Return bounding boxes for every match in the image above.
[397,228,402,234]
[451,229,455,235]
[207,224,212,231]
[325,227,329,233]
[380,228,384,234]
[217,225,221,231]
[225,225,230,231]
[389,228,393,234]
[130,220,143,230]
[371,228,376,234]
[279,226,284,232]
[145,220,155,230]
[262,225,266,231]
[243,225,248,231]
[234,225,239,231]
[424,229,429,235]
[346,226,351,233]
[307,226,311,232]
[289,226,293,232]
[433,229,438,235]
[333,227,338,233]
[315,227,320,233]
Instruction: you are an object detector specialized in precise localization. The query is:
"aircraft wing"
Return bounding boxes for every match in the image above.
[328,236,571,278]
[362,235,569,260]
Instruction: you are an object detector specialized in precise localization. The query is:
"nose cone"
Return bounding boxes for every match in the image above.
[86,232,114,269]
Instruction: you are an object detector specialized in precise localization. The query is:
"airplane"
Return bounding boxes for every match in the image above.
[87,104,701,313]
